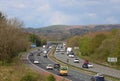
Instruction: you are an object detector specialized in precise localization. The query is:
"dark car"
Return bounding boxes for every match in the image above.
[82,63,88,68]
[43,54,47,58]
[91,74,105,81]
[30,53,33,56]
[37,53,41,56]
[54,64,60,69]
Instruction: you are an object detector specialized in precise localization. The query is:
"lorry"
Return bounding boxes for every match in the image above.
[66,47,72,54]
[59,66,68,76]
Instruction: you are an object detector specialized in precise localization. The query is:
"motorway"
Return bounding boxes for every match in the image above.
[55,49,120,79]
[21,43,120,81]
[28,49,92,81]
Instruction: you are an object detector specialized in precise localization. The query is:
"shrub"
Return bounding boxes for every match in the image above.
[20,73,38,81]
[46,74,56,81]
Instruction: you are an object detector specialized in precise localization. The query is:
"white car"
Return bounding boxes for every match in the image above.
[68,54,74,58]
[88,64,93,68]
[49,46,52,49]
[74,58,79,63]
[33,60,39,64]
[46,64,53,70]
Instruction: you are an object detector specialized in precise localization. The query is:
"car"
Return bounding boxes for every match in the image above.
[82,63,93,68]
[49,46,52,49]
[54,63,60,69]
[68,54,74,58]
[82,63,88,68]
[43,50,47,54]
[33,60,39,64]
[29,53,33,56]
[37,53,40,56]
[88,64,93,68]
[46,64,53,70]
[67,51,74,56]
[91,73,105,81]
[43,54,47,58]
[56,49,60,52]
[74,58,79,63]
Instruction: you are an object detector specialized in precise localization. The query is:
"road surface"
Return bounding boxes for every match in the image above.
[27,49,92,81]
[54,46,120,79]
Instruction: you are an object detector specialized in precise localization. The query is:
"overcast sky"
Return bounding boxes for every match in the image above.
[0,0,120,28]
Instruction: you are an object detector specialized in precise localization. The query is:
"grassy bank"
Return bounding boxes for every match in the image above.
[0,48,45,81]
[0,56,46,81]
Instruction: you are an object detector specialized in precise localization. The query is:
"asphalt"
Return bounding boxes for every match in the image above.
[28,49,92,81]
[55,50,120,79]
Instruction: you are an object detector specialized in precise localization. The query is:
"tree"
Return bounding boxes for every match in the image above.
[0,12,7,23]
[67,36,80,47]
[0,12,29,64]
[79,36,91,56]
[89,34,106,53]
[29,34,42,47]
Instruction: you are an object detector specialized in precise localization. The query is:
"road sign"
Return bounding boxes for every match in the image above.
[74,47,79,49]
[31,44,36,48]
[107,57,117,62]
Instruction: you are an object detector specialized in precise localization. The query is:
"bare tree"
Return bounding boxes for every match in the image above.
[0,12,30,63]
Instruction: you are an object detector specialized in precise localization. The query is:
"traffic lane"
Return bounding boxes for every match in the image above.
[29,52,92,81]
[29,55,58,73]
[56,52,91,81]
[55,51,120,79]
[36,55,91,81]
[29,55,72,80]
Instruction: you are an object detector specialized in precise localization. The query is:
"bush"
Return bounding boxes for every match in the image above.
[20,73,38,81]
[46,74,56,81]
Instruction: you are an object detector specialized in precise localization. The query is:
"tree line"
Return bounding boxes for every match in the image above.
[0,12,46,64]
[67,29,120,67]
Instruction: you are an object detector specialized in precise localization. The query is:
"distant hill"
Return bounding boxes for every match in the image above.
[25,24,120,40]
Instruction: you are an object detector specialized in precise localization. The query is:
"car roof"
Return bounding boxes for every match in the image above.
[54,63,60,65]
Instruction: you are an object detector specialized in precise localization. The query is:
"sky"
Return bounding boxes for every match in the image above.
[0,0,120,28]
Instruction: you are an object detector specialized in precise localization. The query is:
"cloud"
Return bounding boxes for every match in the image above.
[54,0,102,8]
[0,0,120,27]
[36,4,51,13]
[12,3,26,9]
[88,13,97,17]
[0,1,27,10]
[49,12,73,25]
[106,17,118,24]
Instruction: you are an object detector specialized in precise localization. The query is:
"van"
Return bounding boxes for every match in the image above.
[59,66,68,76]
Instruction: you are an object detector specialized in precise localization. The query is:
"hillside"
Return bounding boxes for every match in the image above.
[25,24,120,40]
